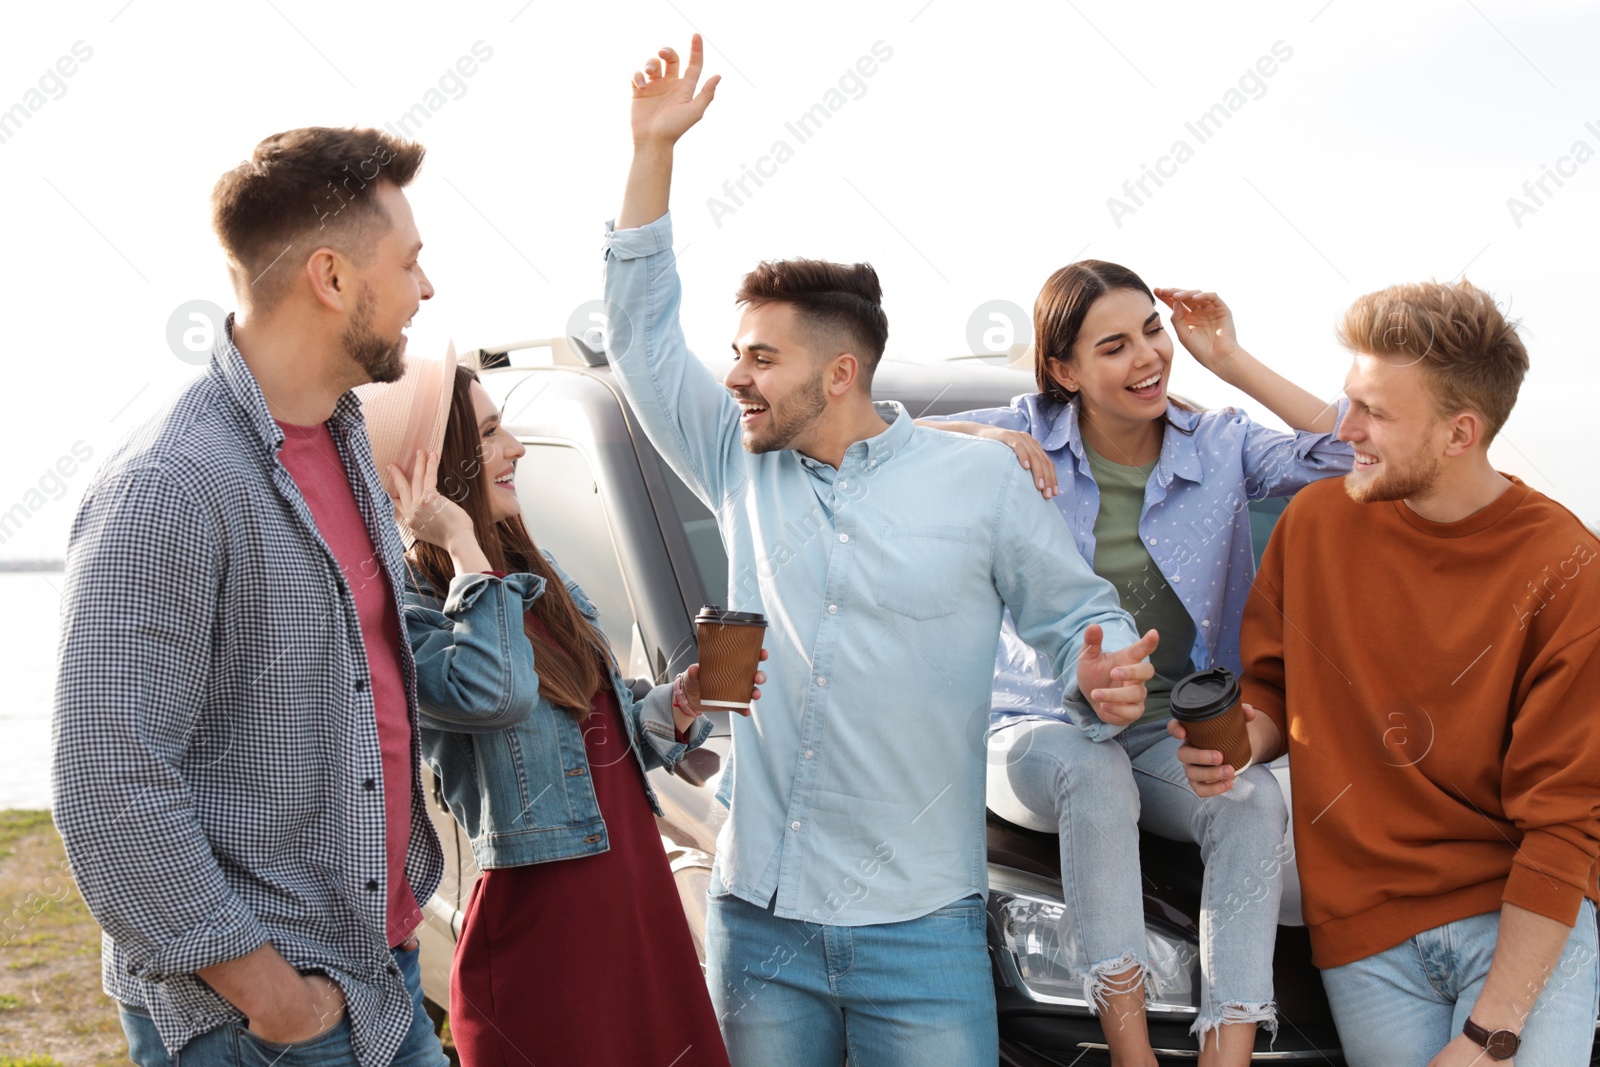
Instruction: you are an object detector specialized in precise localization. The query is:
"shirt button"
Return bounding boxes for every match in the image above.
[791,821,801,831]
[804,749,814,759]
[816,676,828,686]
[363,778,376,791]
[1201,620,1211,627]
[838,533,849,543]
[1170,575,1181,583]
[366,879,379,891]
[387,963,401,976]
[1148,537,1158,545]
[354,678,367,692]
[828,604,838,614]
[838,480,848,488]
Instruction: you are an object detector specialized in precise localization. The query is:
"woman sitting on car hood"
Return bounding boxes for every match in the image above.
[358,349,758,1067]
[923,264,1352,1066]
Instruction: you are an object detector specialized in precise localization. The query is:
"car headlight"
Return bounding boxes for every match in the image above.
[988,865,1199,1016]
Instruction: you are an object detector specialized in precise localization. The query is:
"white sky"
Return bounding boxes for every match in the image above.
[2,0,1596,561]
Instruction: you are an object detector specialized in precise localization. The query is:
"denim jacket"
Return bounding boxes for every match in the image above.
[402,555,712,869]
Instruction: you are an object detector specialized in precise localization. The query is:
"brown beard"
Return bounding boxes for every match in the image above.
[1343,451,1442,504]
[343,282,405,384]
[740,367,828,454]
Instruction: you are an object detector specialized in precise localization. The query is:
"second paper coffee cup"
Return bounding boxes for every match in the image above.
[694,606,767,710]
[1170,666,1253,772]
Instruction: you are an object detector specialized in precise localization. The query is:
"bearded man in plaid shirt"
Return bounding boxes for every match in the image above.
[52,127,449,1067]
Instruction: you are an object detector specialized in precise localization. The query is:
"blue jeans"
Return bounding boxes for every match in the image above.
[706,891,996,1067]
[1320,902,1600,1067]
[986,717,1287,1040]
[118,944,448,1067]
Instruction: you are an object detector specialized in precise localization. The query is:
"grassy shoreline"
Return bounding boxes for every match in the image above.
[0,809,124,1067]
[0,809,459,1065]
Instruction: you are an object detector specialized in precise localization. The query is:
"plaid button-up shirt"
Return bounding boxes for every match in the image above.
[51,317,443,1066]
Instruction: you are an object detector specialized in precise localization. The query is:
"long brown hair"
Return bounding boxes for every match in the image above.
[407,365,609,718]
[1033,259,1199,432]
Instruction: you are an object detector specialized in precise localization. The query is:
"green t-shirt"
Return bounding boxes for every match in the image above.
[1083,442,1196,723]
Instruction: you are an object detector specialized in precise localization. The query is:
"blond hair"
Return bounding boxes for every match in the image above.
[1337,280,1528,442]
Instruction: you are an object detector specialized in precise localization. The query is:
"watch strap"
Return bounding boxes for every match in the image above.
[1463,1017,1520,1060]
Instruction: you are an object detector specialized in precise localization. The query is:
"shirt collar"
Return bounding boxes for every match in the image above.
[1030,394,1079,456]
[1036,394,1205,486]
[1156,404,1204,486]
[211,313,366,456]
[797,401,914,472]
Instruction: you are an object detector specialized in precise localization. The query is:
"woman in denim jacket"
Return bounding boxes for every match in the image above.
[924,263,1352,1067]
[360,354,757,1067]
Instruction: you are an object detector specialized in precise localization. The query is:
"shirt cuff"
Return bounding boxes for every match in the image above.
[603,212,675,260]
[441,570,546,615]
[1503,830,1595,926]
[139,893,271,982]
[637,682,713,768]
[1240,681,1288,743]
[1330,396,1351,434]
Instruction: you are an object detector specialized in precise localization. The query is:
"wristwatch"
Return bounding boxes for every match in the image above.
[1463,1017,1520,1060]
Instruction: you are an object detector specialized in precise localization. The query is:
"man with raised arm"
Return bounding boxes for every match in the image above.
[603,36,1159,1066]
[1176,281,1600,1067]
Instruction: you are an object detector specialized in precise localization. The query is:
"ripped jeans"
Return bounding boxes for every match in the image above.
[987,717,1287,1041]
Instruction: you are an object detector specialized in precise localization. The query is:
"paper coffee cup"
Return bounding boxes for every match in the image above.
[1170,667,1253,772]
[694,606,767,710]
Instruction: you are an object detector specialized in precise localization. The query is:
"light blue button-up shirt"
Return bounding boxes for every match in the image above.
[929,393,1352,740]
[602,213,1139,925]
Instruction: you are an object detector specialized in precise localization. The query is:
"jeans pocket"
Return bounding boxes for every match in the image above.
[706,857,737,901]
[235,1015,353,1064]
[928,895,986,933]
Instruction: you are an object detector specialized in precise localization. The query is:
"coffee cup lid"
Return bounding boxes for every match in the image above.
[695,605,767,626]
[1169,666,1241,721]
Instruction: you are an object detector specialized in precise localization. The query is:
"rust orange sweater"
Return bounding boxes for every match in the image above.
[1242,476,1600,968]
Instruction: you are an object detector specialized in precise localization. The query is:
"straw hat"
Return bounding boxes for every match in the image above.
[354,341,458,544]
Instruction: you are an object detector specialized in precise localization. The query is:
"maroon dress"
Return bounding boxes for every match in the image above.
[448,666,730,1067]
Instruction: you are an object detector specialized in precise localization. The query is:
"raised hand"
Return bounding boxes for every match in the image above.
[389,449,473,550]
[388,449,492,575]
[1075,625,1159,726]
[630,34,721,148]
[1154,288,1240,374]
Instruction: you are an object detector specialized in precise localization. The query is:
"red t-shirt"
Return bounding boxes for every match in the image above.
[277,420,419,946]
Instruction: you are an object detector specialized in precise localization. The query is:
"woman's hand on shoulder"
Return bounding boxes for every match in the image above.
[1156,288,1243,380]
[987,427,1058,500]
[920,421,1058,499]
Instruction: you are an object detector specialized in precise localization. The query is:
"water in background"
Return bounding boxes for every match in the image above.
[3,571,64,809]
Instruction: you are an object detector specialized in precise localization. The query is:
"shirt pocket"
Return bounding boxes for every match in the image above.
[874,524,971,621]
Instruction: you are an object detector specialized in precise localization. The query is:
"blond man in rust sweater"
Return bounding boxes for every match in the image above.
[1176,280,1600,1067]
